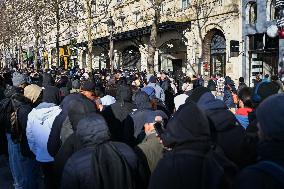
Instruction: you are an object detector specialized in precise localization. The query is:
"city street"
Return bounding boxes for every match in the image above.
[0,0,284,189]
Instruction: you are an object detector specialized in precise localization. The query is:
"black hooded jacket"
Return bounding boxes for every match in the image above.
[52,97,96,186]
[149,102,237,189]
[61,113,148,189]
[189,91,248,167]
[47,93,95,157]
[149,102,211,189]
[102,85,135,141]
[123,91,154,146]
[42,73,61,105]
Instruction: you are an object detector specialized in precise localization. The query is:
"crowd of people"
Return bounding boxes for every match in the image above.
[0,65,284,189]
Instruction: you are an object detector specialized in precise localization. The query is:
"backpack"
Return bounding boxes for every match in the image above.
[201,145,238,189]
[248,161,284,187]
[176,145,238,189]
[0,97,22,143]
[10,98,21,143]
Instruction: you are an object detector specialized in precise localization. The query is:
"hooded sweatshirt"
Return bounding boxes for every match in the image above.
[61,113,146,189]
[123,91,154,146]
[149,102,212,189]
[102,85,135,141]
[189,90,247,167]
[27,102,62,162]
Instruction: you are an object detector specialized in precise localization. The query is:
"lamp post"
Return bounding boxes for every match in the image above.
[107,17,115,73]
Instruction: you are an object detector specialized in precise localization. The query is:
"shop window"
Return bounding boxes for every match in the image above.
[246,2,257,25]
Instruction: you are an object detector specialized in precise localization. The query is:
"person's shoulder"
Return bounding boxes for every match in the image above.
[68,147,94,166]
[235,165,267,188]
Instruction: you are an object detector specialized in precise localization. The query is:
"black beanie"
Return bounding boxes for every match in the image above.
[256,93,284,141]
[186,86,211,103]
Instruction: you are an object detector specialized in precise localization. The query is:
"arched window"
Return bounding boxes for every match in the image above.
[246,2,257,24]
[267,0,277,21]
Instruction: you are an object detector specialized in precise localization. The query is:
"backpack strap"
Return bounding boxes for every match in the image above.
[250,161,284,186]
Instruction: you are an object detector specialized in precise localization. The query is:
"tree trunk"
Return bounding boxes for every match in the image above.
[34,12,39,71]
[148,5,160,74]
[56,0,60,68]
[86,1,93,73]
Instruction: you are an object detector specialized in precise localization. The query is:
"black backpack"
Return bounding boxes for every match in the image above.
[0,97,21,143]
[178,145,238,189]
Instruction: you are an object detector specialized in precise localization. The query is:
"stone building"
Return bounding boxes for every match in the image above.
[40,0,241,80]
[242,0,280,86]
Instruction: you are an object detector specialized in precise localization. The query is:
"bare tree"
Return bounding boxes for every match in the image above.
[147,0,163,74]
[184,0,238,74]
[77,0,111,72]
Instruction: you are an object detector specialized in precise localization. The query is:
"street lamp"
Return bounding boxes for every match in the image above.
[107,16,115,73]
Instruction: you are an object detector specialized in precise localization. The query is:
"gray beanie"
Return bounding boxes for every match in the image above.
[256,93,284,141]
[12,72,27,87]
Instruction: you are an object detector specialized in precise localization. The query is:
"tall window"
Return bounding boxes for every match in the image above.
[246,2,257,24]
[182,0,190,9]
[270,0,277,20]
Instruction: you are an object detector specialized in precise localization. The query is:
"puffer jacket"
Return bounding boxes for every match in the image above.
[27,102,62,162]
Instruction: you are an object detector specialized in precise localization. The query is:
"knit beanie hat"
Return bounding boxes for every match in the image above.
[24,84,42,103]
[256,93,284,141]
[12,72,27,87]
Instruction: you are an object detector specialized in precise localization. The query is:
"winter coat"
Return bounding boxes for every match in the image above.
[123,91,154,146]
[160,79,170,91]
[27,102,62,162]
[136,133,163,172]
[10,93,34,157]
[147,83,165,102]
[47,93,93,157]
[149,102,234,189]
[234,141,284,189]
[102,85,135,142]
[196,92,248,167]
[60,113,148,189]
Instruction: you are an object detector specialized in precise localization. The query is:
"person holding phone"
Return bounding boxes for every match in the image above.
[135,110,168,173]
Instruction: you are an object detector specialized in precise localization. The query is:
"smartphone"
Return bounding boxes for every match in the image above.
[154,122,165,136]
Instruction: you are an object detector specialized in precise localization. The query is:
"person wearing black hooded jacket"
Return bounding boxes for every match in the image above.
[123,91,155,147]
[42,73,61,105]
[149,102,237,189]
[61,113,148,189]
[185,87,253,168]
[102,84,135,141]
[234,94,284,189]
[53,97,96,187]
